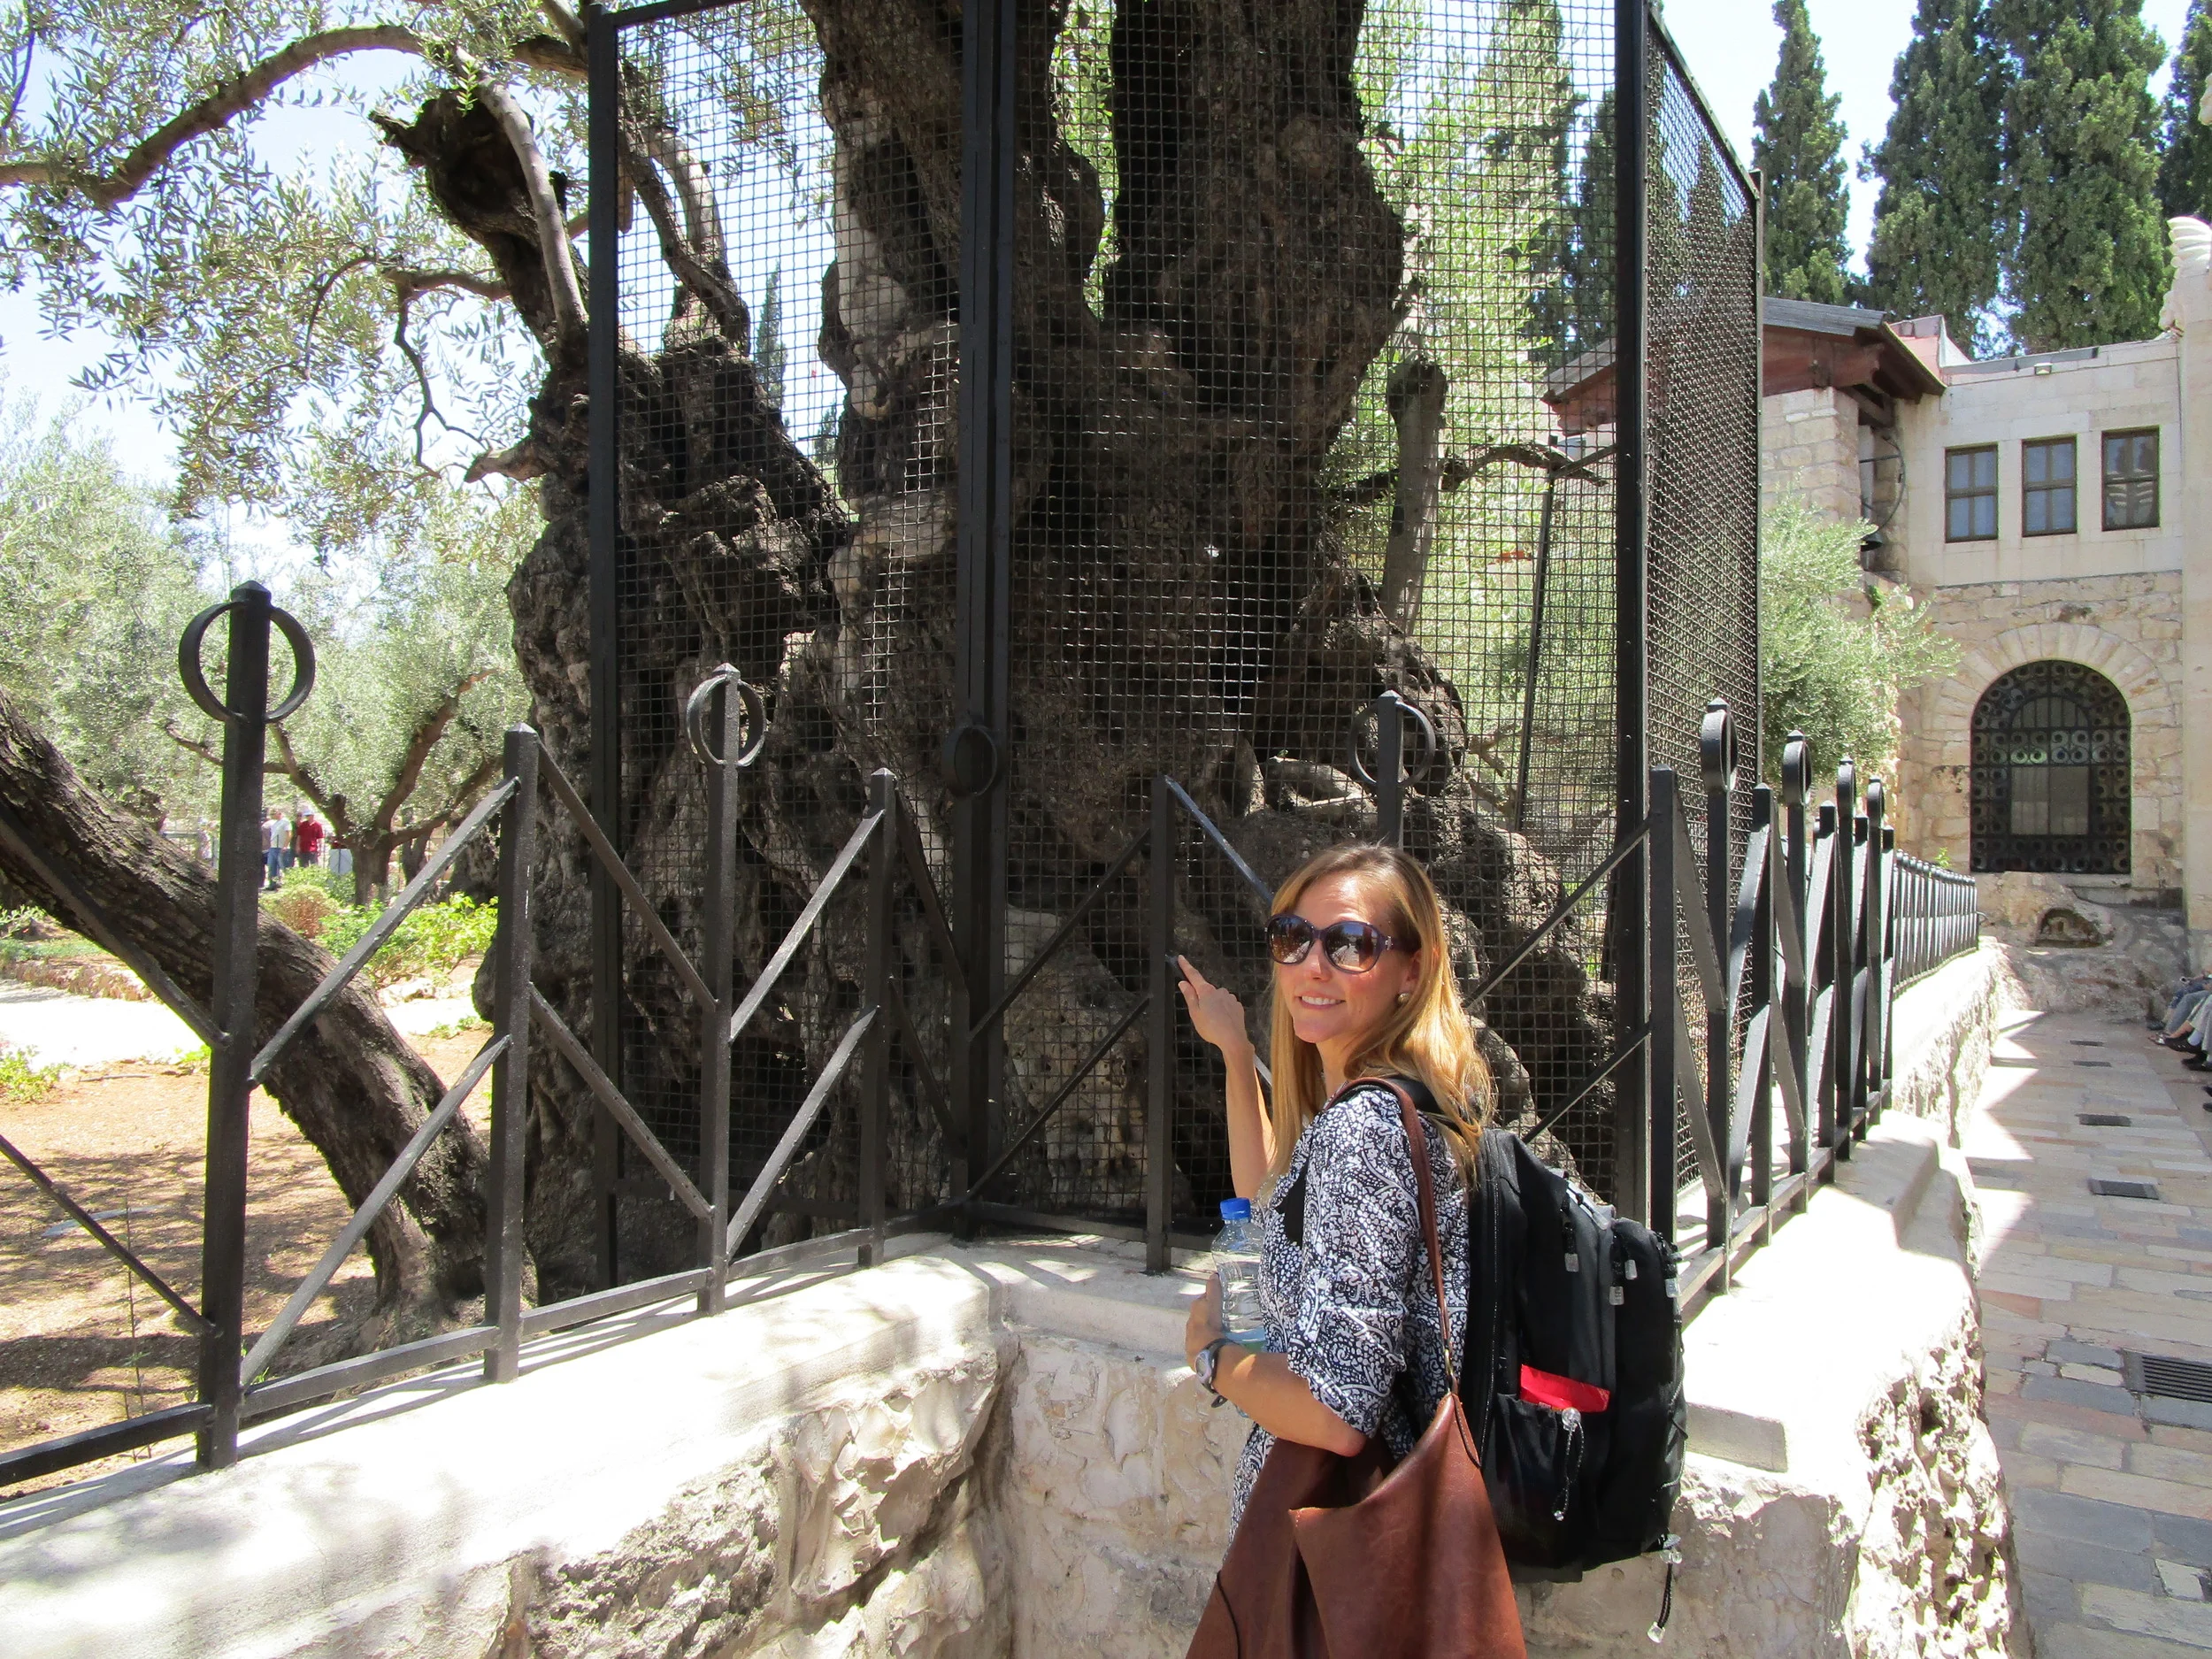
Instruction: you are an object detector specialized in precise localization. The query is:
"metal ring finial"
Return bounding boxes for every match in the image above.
[1836,755,1859,814]
[941,718,1002,799]
[1699,697,1737,796]
[1864,776,1886,828]
[1346,692,1440,787]
[1781,730,1812,808]
[177,586,317,725]
[682,666,769,771]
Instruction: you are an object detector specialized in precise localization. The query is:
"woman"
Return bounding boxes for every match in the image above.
[1178,841,1490,1540]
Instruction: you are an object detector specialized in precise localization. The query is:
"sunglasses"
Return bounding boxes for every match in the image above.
[1266,913,1404,974]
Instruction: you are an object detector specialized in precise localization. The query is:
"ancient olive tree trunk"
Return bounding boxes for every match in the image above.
[0,689,491,1351]
[386,0,1609,1291]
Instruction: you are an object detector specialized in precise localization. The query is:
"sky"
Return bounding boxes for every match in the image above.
[0,0,2200,497]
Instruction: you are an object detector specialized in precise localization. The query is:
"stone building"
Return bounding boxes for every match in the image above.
[1752,220,2212,967]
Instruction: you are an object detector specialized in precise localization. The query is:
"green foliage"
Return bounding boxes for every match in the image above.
[0,1041,63,1103]
[303,892,498,987]
[0,393,215,821]
[2159,0,2212,219]
[1761,497,1958,784]
[1863,0,2009,356]
[1753,0,1853,306]
[1540,90,1615,368]
[269,477,531,854]
[753,267,787,411]
[1991,0,2170,350]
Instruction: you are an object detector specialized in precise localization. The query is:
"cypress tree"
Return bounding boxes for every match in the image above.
[2158,0,2212,219]
[1992,0,2169,349]
[1863,0,2008,355]
[1752,0,1853,305]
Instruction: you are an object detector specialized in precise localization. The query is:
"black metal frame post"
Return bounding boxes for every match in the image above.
[695,687,742,1312]
[1813,800,1838,1153]
[585,1,625,1290]
[1781,734,1811,1178]
[1831,760,1858,1156]
[1645,766,1678,1245]
[1146,776,1176,1271]
[950,0,1018,1225]
[1748,783,1775,1215]
[1701,703,1734,1256]
[860,770,896,1266]
[197,583,276,1469]
[485,727,538,1381]
[1613,0,1652,1226]
[1863,781,1887,1124]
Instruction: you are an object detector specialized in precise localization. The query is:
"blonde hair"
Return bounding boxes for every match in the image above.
[1264,843,1491,1187]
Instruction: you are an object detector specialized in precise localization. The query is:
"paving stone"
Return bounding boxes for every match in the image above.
[2055,1624,2212,1659]
[2082,1584,2212,1649]
[2159,1559,2209,1601]
[2055,1339,2131,1368]
[2021,1421,2132,1470]
[2154,1513,2212,1563]
[2017,1528,2168,1594]
[2014,1487,2160,1550]
[2025,1374,2149,1416]
[2147,1398,2212,1433]
[2064,1466,2212,1522]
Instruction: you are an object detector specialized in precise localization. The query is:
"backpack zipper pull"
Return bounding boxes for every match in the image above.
[1563,1212,1579,1273]
[1610,1253,1628,1306]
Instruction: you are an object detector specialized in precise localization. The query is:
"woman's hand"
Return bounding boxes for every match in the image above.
[1177,956,1252,1059]
[1184,1271,1225,1368]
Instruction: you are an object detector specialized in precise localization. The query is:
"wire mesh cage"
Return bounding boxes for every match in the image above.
[585,0,1763,1274]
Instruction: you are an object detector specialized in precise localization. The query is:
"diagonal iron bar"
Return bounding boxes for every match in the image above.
[971,826,1148,1040]
[538,745,715,1011]
[1523,1026,1648,1149]
[0,793,217,1045]
[1163,779,1271,905]
[1466,829,1645,1010]
[240,1034,506,1386]
[886,979,960,1146]
[1772,838,1807,986]
[250,780,518,1083]
[1726,822,1768,1011]
[726,1008,876,1256]
[0,1128,212,1334]
[727,810,883,1044]
[531,988,711,1220]
[1732,1008,1770,1163]
[965,994,1151,1202]
[1672,994,1727,1206]
[1802,834,1834,980]
[1671,802,1725,1015]
[895,806,966,1003]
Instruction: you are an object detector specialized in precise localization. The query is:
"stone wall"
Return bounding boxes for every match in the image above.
[1891,572,2183,892]
[1763,386,1863,524]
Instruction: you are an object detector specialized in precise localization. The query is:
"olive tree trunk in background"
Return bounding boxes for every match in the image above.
[386,0,1609,1295]
[0,689,492,1355]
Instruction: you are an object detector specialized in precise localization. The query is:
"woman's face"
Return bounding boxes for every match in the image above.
[1273,872,1423,1058]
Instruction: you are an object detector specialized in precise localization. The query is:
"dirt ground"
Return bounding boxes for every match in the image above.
[1,1024,488,1500]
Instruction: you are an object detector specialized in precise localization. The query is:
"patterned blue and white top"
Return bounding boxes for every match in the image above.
[1226,1080,1471,1539]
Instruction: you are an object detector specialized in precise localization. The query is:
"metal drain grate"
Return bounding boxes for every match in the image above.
[2090,1178,2162,1200]
[2071,1040,2107,1047]
[2077,1060,2114,1068]
[2126,1352,2212,1402]
[2079,1113,2133,1127]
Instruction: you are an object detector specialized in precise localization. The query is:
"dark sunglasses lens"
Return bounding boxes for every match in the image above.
[1266,915,1315,964]
[1324,924,1384,971]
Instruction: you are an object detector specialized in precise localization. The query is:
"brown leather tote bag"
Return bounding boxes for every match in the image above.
[1186,1085,1525,1659]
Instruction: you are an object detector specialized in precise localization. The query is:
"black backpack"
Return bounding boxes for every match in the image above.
[1386,1079,1686,1582]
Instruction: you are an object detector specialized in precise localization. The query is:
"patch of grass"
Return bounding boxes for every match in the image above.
[420,1015,490,1040]
[0,1041,63,1103]
[315,895,498,990]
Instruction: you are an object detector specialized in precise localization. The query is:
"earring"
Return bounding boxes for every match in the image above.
[1396,991,1410,1004]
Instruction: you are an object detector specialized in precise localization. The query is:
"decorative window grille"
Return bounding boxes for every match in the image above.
[2022,437,2077,536]
[1946,446,1998,541]
[2103,428,2159,530]
[1970,659,2131,875]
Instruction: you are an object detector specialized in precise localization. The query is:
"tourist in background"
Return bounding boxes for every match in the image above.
[260,808,286,890]
[296,809,325,868]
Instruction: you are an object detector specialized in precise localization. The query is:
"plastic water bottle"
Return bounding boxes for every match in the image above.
[1214,1197,1270,1348]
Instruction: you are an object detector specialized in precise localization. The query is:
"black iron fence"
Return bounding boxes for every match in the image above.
[1891,853,1981,987]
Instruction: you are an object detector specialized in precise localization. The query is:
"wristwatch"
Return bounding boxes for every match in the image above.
[1194,1336,1234,1403]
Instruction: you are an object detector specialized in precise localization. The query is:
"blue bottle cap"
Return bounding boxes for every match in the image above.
[1220,1197,1252,1221]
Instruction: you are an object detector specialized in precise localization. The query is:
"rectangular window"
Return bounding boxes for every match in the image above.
[1946,446,1998,541]
[2022,437,2077,536]
[2011,765,2091,838]
[2103,428,2159,529]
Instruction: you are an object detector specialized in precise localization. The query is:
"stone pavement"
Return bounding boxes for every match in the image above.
[1970,1008,2212,1655]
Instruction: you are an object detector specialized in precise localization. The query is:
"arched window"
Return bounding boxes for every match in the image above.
[1970,660,2131,874]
